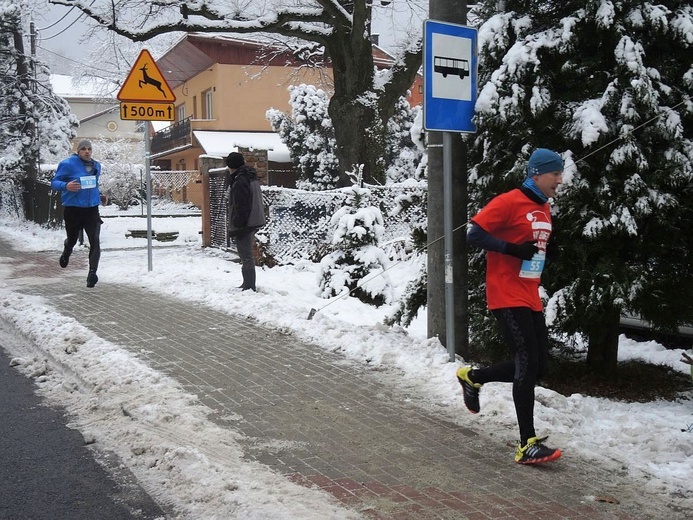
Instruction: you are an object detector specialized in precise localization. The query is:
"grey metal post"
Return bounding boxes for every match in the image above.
[145,124,153,271]
[428,0,469,360]
[443,132,456,361]
[140,168,144,217]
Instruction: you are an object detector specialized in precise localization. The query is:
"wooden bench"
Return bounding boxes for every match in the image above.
[125,230,179,242]
[155,231,179,242]
[125,230,152,239]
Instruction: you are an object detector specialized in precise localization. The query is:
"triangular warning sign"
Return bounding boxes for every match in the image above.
[117,49,176,102]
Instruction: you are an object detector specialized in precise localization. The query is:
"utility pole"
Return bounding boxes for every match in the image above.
[30,20,40,176]
[30,21,36,56]
[427,0,469,359]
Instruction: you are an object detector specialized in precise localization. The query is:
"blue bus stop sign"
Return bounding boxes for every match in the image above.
[423,20,478,133]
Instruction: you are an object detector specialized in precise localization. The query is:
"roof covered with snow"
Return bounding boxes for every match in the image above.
[193,130,291,163]
[50,74,120,99]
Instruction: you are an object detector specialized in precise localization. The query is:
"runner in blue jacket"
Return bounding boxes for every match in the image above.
[51,139,105,288]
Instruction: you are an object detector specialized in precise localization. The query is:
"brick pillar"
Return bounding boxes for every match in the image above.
[237,147,268,186]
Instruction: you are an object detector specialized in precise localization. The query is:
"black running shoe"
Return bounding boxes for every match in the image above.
[456,366,482,414]
[86,271,98,288]
[515,436,562,464]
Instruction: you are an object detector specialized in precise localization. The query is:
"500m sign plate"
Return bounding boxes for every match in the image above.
[120,102,175,121]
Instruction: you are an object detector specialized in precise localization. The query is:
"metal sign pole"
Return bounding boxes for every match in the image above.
[116,47,176,273]
[443,131,455,362]
[145,123,153,271]
[140,168,144,217]
[424,20,477,361]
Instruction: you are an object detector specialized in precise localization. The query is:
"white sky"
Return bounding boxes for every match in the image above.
[0,200,692,518]
[31,2,93,68]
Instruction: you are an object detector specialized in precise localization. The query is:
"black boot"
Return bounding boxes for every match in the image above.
[86,270,98,288]
[240,268,256,292]
[237,271,247,289]
[59,241,71,268]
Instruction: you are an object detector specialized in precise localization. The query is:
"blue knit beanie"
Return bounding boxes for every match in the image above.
[527,148,564,178]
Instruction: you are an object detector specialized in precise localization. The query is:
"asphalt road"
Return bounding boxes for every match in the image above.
[0,347,168,520]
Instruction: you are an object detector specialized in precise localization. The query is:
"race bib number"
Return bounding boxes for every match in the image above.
[80,175,97,189]
[519,251,545,279]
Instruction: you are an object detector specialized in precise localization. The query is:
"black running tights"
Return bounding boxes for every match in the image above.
[63,205,102,272]
[471,307,549,445]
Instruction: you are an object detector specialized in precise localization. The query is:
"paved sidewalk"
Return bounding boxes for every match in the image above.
[1,238,687,519]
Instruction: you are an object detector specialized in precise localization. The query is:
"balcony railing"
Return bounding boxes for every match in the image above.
[151,117,192,154]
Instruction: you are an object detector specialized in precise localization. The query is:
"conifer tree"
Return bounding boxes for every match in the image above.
[318,184,393,306]
[267,84,340,191]
[385,99,424,184]
[468,0,693,371]
[385,110,428,327]
[383,188,427,327]
[268,85,424,190]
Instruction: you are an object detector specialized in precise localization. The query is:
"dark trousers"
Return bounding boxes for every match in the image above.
[471,307,549,445]
[234,229,256,273]
[63,205,102,272]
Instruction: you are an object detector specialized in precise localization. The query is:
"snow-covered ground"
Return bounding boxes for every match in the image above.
[0,200,691,518]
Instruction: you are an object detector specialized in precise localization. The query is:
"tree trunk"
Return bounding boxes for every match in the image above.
[586,307,621,376]
[328,93,385,186]
[12,26,38,179]
[327,25,386,186]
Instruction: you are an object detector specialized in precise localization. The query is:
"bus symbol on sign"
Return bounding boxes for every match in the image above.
[434,56,469,79]
[423,19,478,132]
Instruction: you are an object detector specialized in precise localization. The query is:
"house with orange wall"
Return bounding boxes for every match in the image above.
[151,33,422,206]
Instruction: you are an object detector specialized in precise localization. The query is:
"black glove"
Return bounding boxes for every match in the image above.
[505,241,538,260]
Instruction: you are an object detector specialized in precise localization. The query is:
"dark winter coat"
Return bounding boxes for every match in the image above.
[224,164,266,236]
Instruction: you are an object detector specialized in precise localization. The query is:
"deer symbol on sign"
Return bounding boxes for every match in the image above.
[138,64,167,98]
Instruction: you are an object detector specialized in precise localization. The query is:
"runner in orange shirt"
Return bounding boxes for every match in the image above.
[458,148,564,464]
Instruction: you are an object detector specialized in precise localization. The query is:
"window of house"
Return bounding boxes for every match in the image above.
[177,104,186,121]
[202,89,213,119]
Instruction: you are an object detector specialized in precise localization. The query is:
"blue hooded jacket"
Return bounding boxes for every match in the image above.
[51,154,102,208]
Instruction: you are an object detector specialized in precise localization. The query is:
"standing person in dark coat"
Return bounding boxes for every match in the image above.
[224,152,266,291]
[51,139,106,288]
[457,148,564,465]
